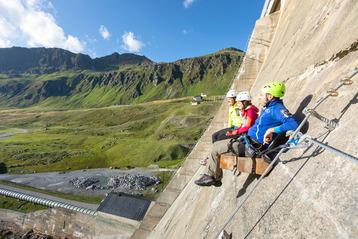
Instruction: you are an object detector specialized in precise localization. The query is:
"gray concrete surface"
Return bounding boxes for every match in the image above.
[132,1,358,238]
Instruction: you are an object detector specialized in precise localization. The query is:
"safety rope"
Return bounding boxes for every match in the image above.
[214,66,358,239]
[294,134,358,165]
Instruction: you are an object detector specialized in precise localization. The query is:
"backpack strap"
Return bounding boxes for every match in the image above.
[227,137,246,157]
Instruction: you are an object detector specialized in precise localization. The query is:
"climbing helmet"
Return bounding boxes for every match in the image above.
[226,89,238,98]
[261,82,286,98]
[236,91,252,101]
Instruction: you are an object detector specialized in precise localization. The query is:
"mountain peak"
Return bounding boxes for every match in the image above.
[215,47,243,54]
[93,52,153,67]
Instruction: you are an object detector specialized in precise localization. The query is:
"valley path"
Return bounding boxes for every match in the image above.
[0,127,28,139]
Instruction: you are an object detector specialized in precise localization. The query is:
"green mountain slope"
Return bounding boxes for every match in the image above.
[0,47,244,109]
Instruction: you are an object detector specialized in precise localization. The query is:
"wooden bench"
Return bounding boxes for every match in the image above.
[220,153,272,175]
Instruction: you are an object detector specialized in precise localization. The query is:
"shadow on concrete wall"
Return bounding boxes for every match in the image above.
[293,94,313,134]
[243,92,358,237]
[334,92,358,122]
[244,135,329,238]
[236,174,260,199]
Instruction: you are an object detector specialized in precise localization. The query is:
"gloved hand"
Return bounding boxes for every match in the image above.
[226,129,239,136]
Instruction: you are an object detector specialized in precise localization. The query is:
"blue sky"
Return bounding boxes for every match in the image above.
[0,0,264,63]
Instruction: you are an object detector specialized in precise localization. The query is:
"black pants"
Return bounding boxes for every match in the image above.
[212,128,238,144]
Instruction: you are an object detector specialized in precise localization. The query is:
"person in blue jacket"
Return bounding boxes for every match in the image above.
[248,81,299,146]
[195,82,299,186]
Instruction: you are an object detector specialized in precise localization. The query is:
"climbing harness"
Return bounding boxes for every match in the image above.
[214,66,358,239]
[255,131,301,156]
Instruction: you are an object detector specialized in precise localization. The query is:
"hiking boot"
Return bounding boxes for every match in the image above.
[199,157,208,166]
[194,174,220,186]
[214,180,222,187]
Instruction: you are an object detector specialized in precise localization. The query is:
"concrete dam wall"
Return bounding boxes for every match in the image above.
[133,0,358,238]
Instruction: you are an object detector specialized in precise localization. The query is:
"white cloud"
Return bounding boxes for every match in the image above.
[85,35,97,44]
[0,0,84,52]
[87,47,97,58]
[0,39,11,48]
[182,29,187,35]
[121,32,145,52]
[183,0,196,8]
[99,25,111,39]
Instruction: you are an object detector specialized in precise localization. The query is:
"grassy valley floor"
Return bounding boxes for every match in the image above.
[0,99,221,207]
[0,99,221,173]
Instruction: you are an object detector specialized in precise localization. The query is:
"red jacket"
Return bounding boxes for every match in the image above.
[227,105,259,135]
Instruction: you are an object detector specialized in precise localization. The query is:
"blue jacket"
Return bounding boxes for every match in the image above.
[247,99,299,145]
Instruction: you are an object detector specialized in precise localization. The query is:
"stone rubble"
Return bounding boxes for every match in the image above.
[68,174,161,191]
[69,177,99,189]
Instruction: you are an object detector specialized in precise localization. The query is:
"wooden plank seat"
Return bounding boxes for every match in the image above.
[219,153,272,175]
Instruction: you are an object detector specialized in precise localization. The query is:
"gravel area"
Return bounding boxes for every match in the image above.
[0,167,175,197]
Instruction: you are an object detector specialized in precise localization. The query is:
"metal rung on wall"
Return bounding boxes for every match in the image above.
[303,108,339,130]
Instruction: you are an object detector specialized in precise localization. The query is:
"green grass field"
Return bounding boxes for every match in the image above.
[0,195,49,213]
[0,99,222,174]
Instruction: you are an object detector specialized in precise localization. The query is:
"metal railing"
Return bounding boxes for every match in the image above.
[0,188,98,216]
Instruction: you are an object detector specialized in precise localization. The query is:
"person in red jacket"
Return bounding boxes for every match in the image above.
[200,91,259,166]
[226,91,259,136]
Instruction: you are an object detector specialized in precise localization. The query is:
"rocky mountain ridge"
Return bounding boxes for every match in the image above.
[0,47,153,74]
[0,47,244,108]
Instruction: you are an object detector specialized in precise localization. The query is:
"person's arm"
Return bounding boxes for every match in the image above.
[263,107,299,144]
[273,109,299,134]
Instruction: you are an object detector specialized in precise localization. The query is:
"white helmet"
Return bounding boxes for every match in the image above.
[226,89,238,98]
[236,91,252,101]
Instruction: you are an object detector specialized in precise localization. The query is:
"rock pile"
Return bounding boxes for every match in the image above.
[69,177,99,189]
[69,174,161,191]
[107,174,161,190]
